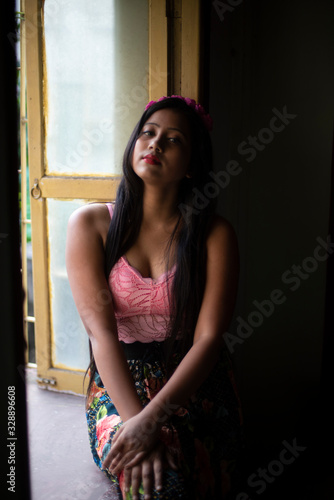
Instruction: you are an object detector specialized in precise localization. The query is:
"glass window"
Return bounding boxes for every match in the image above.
[48,198,89,371]
[44,0,149,176]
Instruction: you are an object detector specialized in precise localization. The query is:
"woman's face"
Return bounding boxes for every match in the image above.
[131,108,192,188]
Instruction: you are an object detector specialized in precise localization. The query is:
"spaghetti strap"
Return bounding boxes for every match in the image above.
[106,202,114,219]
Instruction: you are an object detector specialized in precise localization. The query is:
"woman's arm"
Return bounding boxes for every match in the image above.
[107,215,239,473]
[65,204,143,421]
[144,215,239,411]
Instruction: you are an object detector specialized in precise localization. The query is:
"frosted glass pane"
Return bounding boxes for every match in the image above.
[44,0,149,176]
[48,199,89,371]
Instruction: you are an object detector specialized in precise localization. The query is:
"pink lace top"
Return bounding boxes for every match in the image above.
[106,204,175,343]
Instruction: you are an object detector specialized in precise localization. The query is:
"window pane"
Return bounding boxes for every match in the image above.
[44,0,149,176]
[48,199,89,371]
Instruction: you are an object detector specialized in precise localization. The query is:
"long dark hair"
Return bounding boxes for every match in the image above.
[86,97,216,394]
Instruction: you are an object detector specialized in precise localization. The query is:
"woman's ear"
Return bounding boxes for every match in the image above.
[185,172,192,178]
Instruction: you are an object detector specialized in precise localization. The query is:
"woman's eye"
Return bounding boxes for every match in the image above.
[168,137,180,143]
[142,130,153,136]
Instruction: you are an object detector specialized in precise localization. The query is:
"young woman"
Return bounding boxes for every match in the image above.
[66,96,243,499]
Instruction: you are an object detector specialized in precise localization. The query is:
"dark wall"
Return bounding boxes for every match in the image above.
[209,0,334,496]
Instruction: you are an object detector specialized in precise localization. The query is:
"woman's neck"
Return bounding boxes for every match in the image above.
[141,186,180,229]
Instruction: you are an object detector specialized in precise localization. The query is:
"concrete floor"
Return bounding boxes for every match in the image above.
[26,368,121,500]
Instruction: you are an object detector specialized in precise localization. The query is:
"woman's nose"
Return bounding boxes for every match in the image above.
[149,136,162,152]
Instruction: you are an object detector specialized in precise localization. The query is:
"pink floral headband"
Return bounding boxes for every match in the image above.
[145,95,213,132]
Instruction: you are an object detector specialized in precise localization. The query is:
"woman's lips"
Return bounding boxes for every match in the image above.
[143,154,161,165]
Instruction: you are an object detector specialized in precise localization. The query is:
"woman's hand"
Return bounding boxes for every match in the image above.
[102,412,162,475]
[122,443,178,500]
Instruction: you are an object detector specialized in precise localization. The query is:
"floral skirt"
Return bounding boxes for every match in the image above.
[86,341,243,499]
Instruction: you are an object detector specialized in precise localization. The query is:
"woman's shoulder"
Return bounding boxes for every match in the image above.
[67,203,112,242]
[206,214,238,254]
[207,214,237,237]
